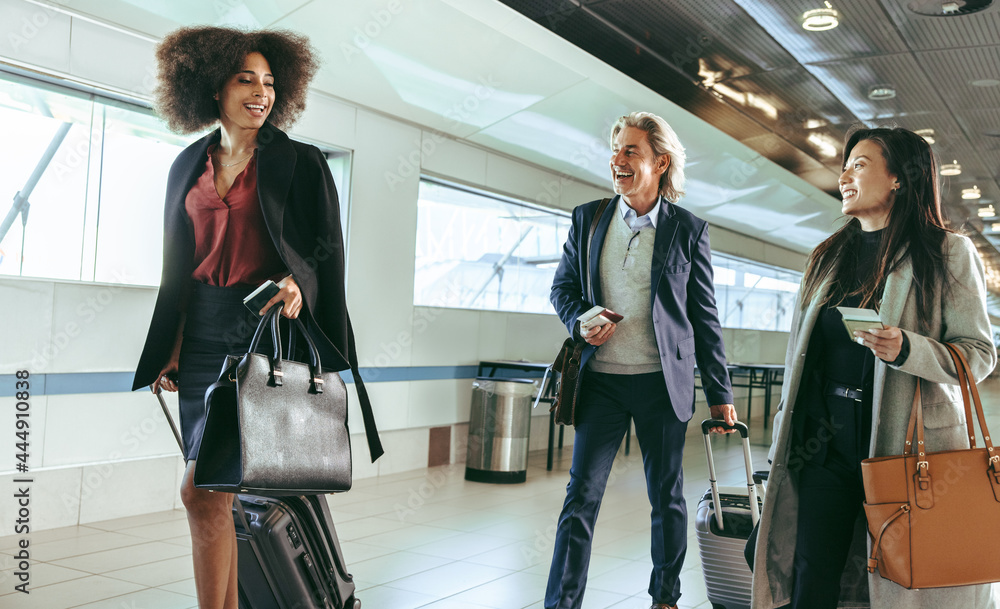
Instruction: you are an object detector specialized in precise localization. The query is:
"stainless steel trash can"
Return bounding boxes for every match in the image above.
[465,377,535,483]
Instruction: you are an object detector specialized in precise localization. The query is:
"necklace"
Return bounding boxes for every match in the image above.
[216,150,255,167]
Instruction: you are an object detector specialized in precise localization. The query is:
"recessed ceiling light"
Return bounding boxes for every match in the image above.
[907,0,994,17]
[940,161,962,176]
[963,186,983,200]
[868,85,897,100]
[803,118,829,129]
[971,79,1000,88]
[991,222,1000,232]
[914,128,936,144]
[978,204,995,217]
[802,2,840,31]
[807,132,840,158]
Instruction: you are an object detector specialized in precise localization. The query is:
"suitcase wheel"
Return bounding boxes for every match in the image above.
[350,597,361,609]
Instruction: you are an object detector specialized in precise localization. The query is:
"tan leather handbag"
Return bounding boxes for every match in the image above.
[860,343,1000,589]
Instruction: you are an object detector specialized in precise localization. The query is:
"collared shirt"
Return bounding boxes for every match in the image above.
[619,196,661,231]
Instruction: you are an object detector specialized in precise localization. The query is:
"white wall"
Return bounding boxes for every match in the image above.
[0,0,800,531]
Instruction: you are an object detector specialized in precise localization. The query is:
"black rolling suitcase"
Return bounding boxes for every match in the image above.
[694,419,764,609]
[234,493,360,609]
[153,387,362,609]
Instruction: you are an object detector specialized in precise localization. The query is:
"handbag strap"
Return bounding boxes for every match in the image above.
[903,380,920,456]
[584,198,612,305]
[944,344,998,467]
[345,314,384,461]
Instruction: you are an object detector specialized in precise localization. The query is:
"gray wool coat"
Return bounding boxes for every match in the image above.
[751,233,1000,609]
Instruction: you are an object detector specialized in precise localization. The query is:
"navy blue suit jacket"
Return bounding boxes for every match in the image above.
[550,195,734,422]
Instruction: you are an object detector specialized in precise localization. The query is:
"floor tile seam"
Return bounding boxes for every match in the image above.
[355,556,462,588]
[12,572,145,599]
[101,555,195,586]
[42,538,184,562]
[48,546,191,574]
[31,532,157,556]
[408,565,545,609]
[0,527,107,548]
[63,583,191,609]
[153,579,198,597]
[63,589,152,609]
[351,530,467,550]
[405,568,523,608]
[84,515,188,532]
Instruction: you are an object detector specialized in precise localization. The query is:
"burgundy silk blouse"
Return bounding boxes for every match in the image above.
[185,146,286,287]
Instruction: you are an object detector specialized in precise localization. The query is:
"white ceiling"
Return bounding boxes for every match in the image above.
[31,0,844,254]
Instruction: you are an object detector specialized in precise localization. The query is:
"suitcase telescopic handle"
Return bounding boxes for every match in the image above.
[151,385,185,454]
[701,418,760,531]
[700,419,749,438]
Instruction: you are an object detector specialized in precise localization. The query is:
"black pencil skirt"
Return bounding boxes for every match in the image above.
[177,282,276,461]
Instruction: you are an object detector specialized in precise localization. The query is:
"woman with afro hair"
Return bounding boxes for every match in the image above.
[132,27,382,609]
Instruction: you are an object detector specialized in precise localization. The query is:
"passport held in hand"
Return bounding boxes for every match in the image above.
[578,305,624,332]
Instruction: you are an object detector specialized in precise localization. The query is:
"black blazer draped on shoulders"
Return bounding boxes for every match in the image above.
[132,122,382,462]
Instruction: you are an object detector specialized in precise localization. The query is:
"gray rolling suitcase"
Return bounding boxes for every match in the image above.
[695,420,763,609]
[153,387,361,609]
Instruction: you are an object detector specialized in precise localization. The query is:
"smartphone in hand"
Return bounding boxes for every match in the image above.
[243,280,281,317]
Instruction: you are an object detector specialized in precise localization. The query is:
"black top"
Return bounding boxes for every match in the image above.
[818,228,884,388]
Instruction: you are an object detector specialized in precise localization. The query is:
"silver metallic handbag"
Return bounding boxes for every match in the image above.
[193,305,352,494]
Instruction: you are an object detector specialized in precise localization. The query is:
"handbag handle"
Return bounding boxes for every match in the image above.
[944,344,998,466]
[904,344,1000,474]
[247,305,326,393]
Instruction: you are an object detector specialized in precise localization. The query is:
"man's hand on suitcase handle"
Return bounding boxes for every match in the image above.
[708,404,738,434]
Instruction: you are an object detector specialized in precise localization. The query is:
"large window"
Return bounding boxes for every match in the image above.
[712,253,801,332]
[414,179,571,313]
[0,70,351,286]
[414,178,803,327]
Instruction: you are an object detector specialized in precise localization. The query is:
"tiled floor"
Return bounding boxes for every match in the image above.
[3,377,1000,609]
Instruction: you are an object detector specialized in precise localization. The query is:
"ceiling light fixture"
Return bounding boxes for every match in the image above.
[868,85,896,100]
[978,204,995,217]
[802,2,840,31]
[963,186,982,200]
[940,161,962,176]
[914,128,936,144]
[907,0,994,17]
[971,78,1000,88]
[807,132,839,158]
[992,223,1000,232]
[803,118,829,129]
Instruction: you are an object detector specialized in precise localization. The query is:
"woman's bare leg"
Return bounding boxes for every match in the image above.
[180,460,238,609]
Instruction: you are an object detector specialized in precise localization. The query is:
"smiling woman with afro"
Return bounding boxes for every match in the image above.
[134,27,382,609]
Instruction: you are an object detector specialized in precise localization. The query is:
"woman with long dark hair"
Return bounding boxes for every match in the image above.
[132,27,380,609]
[750,127,998,608]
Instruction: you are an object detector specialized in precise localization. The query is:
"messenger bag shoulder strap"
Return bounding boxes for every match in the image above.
[584,197,612,305]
